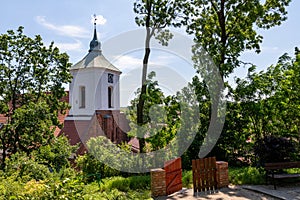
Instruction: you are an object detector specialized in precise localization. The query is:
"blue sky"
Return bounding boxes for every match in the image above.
[1,0,299,106]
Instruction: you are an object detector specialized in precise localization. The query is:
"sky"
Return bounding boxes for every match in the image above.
[1,0,300,106]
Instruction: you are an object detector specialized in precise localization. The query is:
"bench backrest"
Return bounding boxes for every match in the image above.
[264,161,300,170]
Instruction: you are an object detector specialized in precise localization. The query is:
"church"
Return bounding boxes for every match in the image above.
[57,22,138,154]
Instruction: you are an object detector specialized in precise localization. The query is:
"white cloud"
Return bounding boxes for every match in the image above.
[54,40,83,52]
[36,16,89,38]
[90,14,107,25]
[113,55,142,71]
[112,55,173,72]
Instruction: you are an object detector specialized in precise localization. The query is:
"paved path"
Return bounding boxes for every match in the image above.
[243,184,300,200]
[155,184,300,200]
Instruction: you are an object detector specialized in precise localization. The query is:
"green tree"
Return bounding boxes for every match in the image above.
[0,27,72,169]
[180,0,291,164]
[187,0,291,77]
[236,48,300,138]
[218,48,300,164]
[128,72,181,151]
[133,0,187,152]
[33,136,77,172]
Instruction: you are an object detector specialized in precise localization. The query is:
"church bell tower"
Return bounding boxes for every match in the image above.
[68,20,121,117]
[61,18,130,153]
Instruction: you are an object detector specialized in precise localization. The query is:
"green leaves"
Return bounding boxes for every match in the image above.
[187,0,291,77]
[0,27,72,166]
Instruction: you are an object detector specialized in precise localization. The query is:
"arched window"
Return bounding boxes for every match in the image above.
[108,87,113,108]
[79,86,85,108]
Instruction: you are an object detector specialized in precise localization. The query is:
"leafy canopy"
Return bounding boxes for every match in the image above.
[0,26,72,167]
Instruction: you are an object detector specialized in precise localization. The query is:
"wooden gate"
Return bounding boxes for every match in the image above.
[192,157,218,194]
[164,158,182,195]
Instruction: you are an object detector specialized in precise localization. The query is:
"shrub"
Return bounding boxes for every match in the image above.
[229,167,265,185]
[254,135,297,165]
[76,153,121,183]
[182,170,193,188]
[100,175,150,192]
[127,175,150,190]
[5,153,52,181]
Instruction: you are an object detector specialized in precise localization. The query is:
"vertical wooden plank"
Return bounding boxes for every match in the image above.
[211,157,217,190]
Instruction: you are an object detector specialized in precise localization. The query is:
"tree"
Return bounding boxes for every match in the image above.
[128,72,181,151]
[133,0,188,152]
[217,47,300,164]
[33,136,77,172]
[0,27,72,169]
[181,0,292,163]
[242,48,300,137]
[187,0,291,78]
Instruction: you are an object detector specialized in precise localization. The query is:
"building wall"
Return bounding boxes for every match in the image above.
[69,68,120,116]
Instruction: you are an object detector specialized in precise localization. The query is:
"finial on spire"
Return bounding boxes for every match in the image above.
[93,14,97,26]
[89,14,101,53]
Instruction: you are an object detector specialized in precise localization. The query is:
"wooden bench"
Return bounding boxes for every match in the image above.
[264,161,300,189]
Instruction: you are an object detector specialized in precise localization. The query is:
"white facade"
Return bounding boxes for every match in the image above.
[69,68,121,116]
[67,24,122,118]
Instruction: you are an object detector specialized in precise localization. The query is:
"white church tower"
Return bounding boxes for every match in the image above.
[68,21,121,118]
[61,19,132,153]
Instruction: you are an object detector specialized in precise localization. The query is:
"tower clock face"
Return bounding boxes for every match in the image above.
[108,73,114,83]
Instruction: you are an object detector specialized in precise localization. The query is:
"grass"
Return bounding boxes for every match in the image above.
[229,166,265,185]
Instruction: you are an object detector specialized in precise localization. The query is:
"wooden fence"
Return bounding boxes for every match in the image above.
[192,157,218,194]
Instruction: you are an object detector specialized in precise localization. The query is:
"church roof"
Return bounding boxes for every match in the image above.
[70,21,121,73]
[70,51,121,73]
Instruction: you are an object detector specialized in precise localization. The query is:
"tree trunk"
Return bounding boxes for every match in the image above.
[137,27,151,153]
[137,3,152,153]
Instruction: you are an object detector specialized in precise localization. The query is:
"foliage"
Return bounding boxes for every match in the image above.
[100,175,150,192]
[133,0,188,152]
[180,1,292,164]
[4,136,75,182]
[254,136,297,165]
[0,170,151,199]
[229,167,265,185]
[128,72,181,152]
[5,152,52,182]
[76,152,121,183]
[180,77,211,169]
[187,0,291,77]
[212,48,300,164]
[32,136,77,172]
[0,26,71,168]
[182,170,193,188]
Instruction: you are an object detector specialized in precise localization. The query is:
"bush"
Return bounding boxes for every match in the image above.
[76,153,121,183]
[182,170,193,188]
[254,135,297,165]
[100,175,150,192]
[127,175,150,190]
[229,167,265,185]
[5,153,52,181]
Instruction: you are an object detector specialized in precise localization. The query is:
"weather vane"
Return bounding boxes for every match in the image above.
[93,14,97,25]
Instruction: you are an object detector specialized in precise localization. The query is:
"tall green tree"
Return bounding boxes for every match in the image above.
[133,0,188,152]
[234,47,300,140]
[181,0,291,163]
[0,27,72,169]
[216,47,300,164]
[187,0,291,77]
[128,72,181,152]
